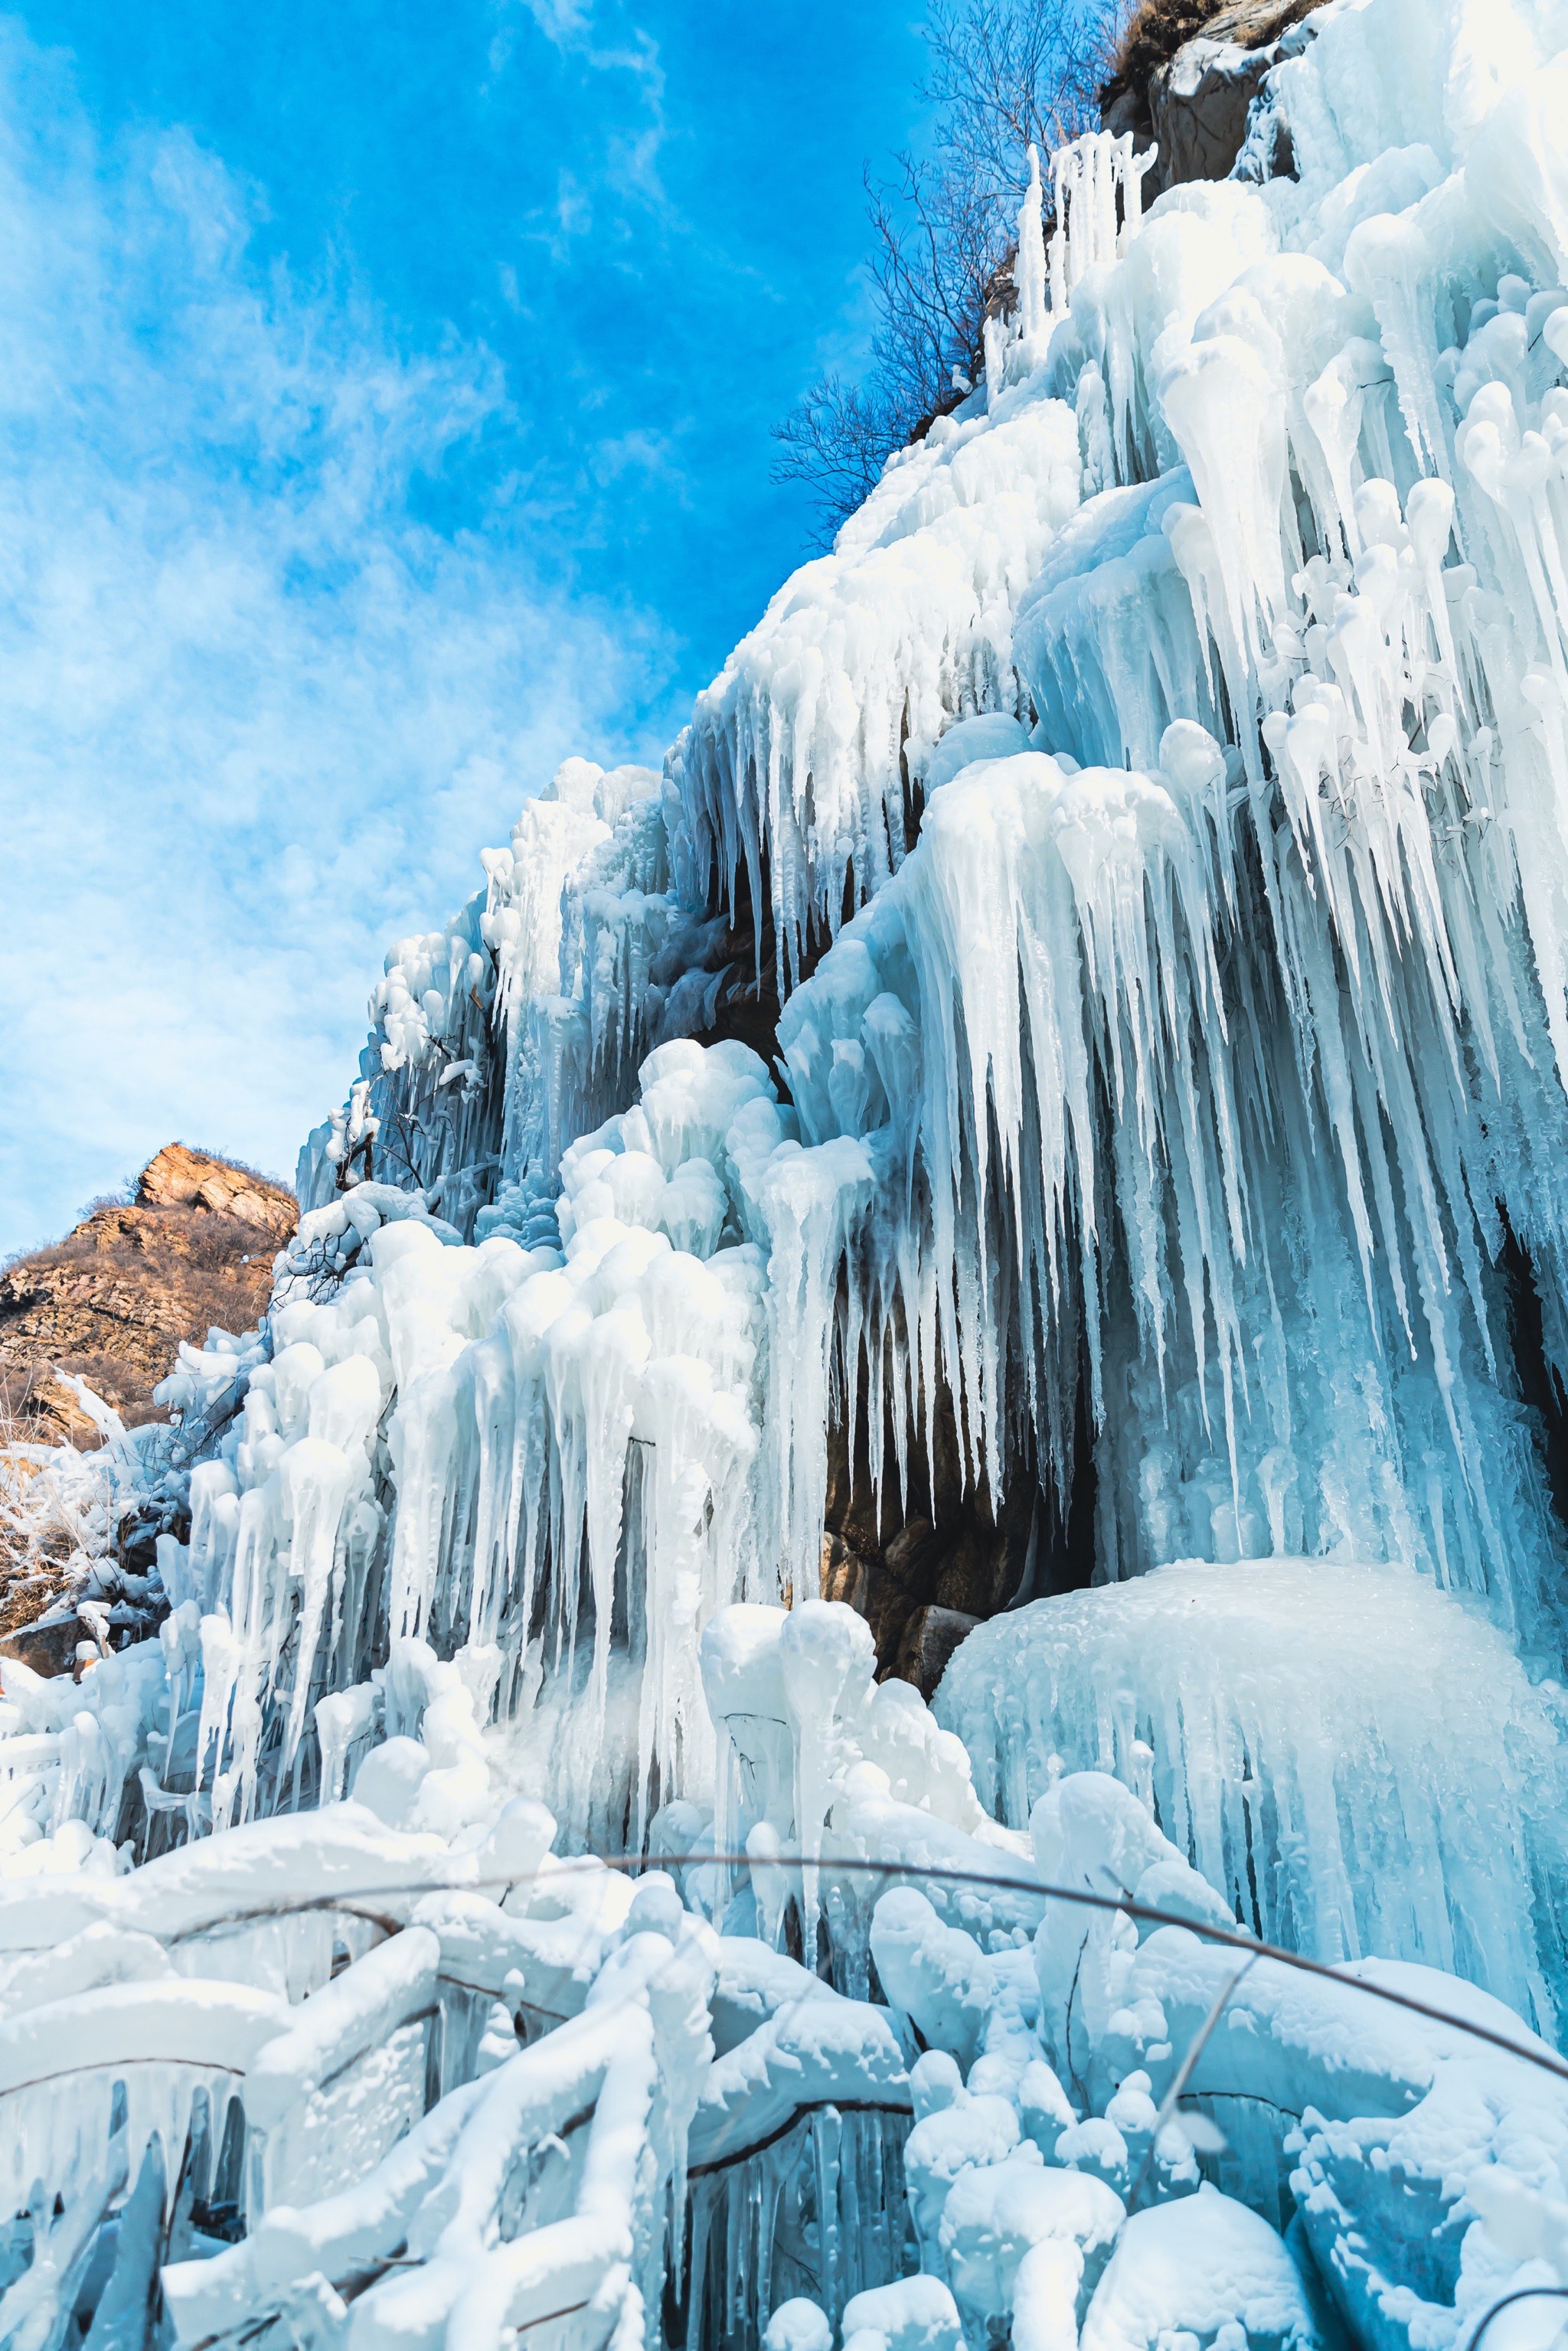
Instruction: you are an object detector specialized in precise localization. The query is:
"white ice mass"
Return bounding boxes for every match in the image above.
[18,0,1568,2343]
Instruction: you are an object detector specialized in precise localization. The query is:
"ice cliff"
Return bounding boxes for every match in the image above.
[13,0,1568,2344]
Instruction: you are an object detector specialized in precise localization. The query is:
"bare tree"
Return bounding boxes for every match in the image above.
[921,0,1110,191]
[769,374,893,538]
[773,0,1115,540]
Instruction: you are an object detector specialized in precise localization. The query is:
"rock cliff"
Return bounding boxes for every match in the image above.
[0,1143,295,1446]
[1101,0,1330,195]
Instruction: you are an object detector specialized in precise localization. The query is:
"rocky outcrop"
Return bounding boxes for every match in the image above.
[135,1141,294,1228]
[1101,0,1330,198]
[0,1144,295,1446]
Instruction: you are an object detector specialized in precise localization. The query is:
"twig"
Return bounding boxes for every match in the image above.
[1127,1951,1259,2208]
[66,1847,1568,2092]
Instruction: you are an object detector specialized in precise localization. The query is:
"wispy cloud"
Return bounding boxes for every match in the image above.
[492,0,674,222]
[516,0,594,41]
[0,25,671,1254]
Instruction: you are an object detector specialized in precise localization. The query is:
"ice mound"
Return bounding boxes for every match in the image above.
[938,1559,1568,2032]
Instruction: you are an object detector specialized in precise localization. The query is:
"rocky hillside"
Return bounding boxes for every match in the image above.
[0,1143,296,1445]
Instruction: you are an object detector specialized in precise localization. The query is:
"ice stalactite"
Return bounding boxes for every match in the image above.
[766,155,1568,1624]
[296,756,666,1244]
[156,1023,936,1855]
[685,2106,912,2351]
[985,135,1159,415]
[678,384,1083,996]
[775,721,1568,1618]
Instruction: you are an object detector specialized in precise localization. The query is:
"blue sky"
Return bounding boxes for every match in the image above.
[0,0,929,1255]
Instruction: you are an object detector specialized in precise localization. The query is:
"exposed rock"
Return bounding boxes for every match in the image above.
[893,1605,982,1702]
[136,1141,294,1230]
[1101,0,1330,197]
[0,1614,82,1678]
[819,1364,1057,1683]
[0,1144,295,1446]
[819,1530,913,1667]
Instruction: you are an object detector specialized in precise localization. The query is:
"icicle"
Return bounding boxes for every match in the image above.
[1017,145,1049,344]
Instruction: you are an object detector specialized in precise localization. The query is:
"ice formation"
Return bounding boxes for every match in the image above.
[18,0,1568,2343]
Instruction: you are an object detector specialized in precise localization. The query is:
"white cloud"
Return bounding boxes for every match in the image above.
[0,28,672,1255]
[518,0,594,40]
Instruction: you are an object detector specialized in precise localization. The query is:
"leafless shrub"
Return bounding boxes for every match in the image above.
[773,0,1115,538]
[769,376,894,538]
[0,1402,103,1629]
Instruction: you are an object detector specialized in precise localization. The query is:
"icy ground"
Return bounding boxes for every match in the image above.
[15,0,1568,2343]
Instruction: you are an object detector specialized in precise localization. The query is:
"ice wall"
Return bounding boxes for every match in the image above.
[78,0,1568,2033]
[760,41,1568,1620]
[284,0,1568,1691]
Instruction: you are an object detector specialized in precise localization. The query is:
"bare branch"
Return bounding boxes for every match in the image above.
[772,0,1117,538]
[769,374,898,537]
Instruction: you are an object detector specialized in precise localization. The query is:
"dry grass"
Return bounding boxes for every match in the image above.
[0,1203,283,1444]
[9,1200,275,1290]
[1107,0,1227,96]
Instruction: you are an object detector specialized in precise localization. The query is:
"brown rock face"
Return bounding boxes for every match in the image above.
[1101,0,1330,196]
[136,1141,295,1230]
[893,1605,983,1696]
[818,1361,1096,1700]
[0,1144,296,1446]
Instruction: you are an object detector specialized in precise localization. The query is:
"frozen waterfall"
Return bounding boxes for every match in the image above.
[15,0,1568,2345]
